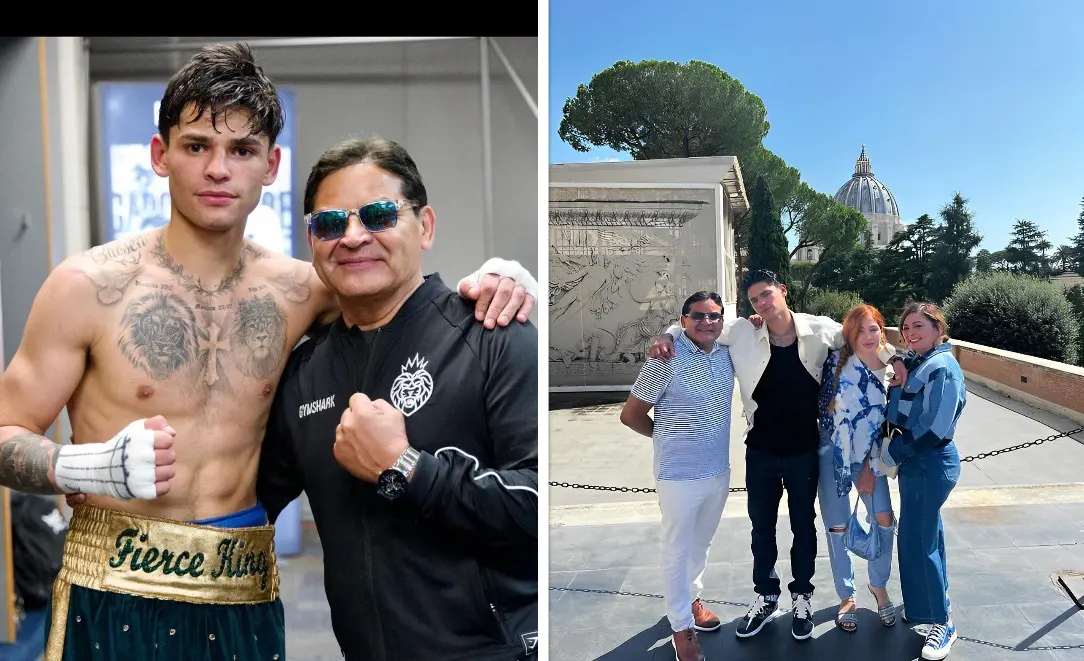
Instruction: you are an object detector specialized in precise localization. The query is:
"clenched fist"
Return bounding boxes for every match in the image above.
[334,393,411,483]
[61,415,177,507]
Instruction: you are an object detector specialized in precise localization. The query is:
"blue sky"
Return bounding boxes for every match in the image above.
[548,0,1084,253]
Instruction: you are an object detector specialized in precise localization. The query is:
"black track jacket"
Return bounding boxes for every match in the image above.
[257,274,538,660]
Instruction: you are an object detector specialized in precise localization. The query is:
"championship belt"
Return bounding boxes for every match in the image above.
[45,504,279,660]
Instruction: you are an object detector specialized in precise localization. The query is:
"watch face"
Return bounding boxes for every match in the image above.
[377,469,408,500]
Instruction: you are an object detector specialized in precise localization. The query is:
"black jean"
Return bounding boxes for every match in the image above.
[745,448,819,597]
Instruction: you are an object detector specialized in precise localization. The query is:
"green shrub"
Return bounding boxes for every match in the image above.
[799,289,864,323]
[790,261,814,288]
[942,272,1079,365]
[1064,284,1084,367]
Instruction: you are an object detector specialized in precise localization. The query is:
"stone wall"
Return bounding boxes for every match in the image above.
[549,185,726,389]
[886,328,1084,425]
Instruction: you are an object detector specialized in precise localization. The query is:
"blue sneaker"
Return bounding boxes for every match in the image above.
[921,622,957,660]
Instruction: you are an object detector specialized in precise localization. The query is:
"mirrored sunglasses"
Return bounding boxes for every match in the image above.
[304,199,413,241]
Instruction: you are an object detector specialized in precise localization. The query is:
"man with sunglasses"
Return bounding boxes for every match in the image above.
[6,43,534,661]
[256,137,538,660]
[648,270,906,643]
[620,291,735,661]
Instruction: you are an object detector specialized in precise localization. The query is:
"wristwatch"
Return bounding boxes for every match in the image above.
[376,446,421,501]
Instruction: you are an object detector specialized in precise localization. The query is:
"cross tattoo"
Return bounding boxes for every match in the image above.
[198,322,231,385]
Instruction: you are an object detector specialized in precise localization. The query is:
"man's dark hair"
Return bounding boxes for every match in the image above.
[157,43,284,146]
[681,291,723,316]
[742,269,782,294]
[304,137,428,215]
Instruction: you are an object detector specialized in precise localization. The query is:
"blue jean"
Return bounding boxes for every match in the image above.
[897,442,959,624]
[817,447,895,601]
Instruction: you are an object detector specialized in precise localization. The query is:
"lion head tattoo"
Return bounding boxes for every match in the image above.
[117,293,197,381]
[233,294,286,379]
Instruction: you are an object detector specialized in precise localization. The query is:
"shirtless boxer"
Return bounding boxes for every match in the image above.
[0,43,535,661]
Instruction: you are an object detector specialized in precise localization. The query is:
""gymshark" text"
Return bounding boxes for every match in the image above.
[299,395,335,418]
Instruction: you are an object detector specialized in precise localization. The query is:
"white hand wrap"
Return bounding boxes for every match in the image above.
[458,258,539,301]
[54,419,159,500]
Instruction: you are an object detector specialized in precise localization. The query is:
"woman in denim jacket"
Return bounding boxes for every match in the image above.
[881,302,967,660]
[816,304,898,633]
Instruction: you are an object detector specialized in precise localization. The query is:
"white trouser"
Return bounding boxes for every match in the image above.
[656,470,731,631]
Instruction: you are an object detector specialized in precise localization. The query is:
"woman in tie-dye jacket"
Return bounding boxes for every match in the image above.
[816,304,898,634]
[880,302,967,661]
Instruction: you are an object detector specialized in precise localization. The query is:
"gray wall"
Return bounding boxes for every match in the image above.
[0,36,49,643]
[0,38,51,370]
[88,37,538,287]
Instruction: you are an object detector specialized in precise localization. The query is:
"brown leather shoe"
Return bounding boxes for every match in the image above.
[672,627,705,661]
[692,598,721,631]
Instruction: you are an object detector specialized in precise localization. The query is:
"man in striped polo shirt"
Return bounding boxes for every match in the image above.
[620,291,735,661]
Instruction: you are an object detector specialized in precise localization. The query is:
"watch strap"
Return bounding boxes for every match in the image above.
[391,446,421,479]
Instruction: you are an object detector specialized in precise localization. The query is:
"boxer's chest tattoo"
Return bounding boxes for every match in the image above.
[85,245,313,389]
[86,235,147,265]
[115,289,290,387]
[116,291,200,381]
[83,238,146,306]
[150,234,259,298]
[263,264,312,304]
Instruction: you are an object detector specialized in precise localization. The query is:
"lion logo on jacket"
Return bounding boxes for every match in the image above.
[391,354,433,417]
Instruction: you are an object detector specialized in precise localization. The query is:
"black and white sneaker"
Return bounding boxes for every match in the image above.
[735,594,782,638]
[791,593,814,640]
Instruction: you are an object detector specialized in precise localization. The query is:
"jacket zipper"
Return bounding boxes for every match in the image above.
[480,560,513,646]
[356,328,387,661]
[361,328,382,393]
[490,602,513,645]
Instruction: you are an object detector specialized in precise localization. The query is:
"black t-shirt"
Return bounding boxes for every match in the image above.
[745,340,821,456]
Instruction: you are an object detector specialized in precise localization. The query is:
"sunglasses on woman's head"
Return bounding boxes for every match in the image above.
[304,199,413,241]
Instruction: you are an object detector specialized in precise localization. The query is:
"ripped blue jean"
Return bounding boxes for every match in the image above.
[817,442,895,601]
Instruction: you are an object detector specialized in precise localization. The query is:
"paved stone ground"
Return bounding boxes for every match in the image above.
[548,381,1084,660]
[549,382,1084,510]
[550,505,1084,661]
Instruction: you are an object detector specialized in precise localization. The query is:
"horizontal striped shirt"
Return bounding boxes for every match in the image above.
[631,332,735,481]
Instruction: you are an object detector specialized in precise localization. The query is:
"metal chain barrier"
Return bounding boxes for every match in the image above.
[547,481,742,494]
[550,424,1084,650]
[550,426,1084,493]
[549,586,1084,651]
[958,426,1084,462]
[953,635,1084,653]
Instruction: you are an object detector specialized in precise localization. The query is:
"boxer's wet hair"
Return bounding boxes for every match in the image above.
[304,138,428,215]
[157,42,284,146]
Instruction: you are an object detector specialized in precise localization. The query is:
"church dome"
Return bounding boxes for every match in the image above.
[834,146,899,217]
